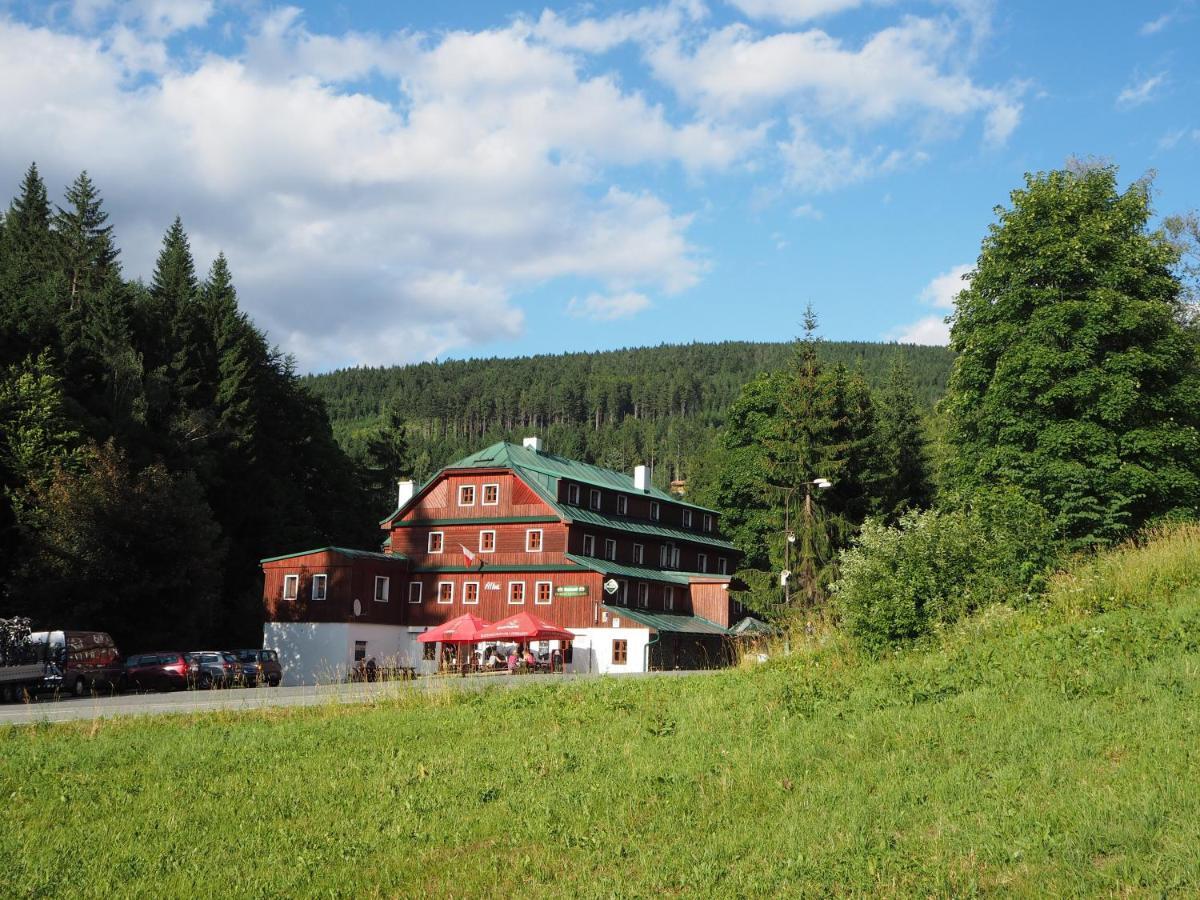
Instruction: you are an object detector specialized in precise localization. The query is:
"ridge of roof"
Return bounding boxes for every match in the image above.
[260,546,408,565]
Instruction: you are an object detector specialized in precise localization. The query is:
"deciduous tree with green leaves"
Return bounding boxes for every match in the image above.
[942,164,1200,548]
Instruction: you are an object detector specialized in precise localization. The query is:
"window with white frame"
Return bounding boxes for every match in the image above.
[283,574,298,601]
[508,581,525,604]
[617,495,628,515]
[703,514,713,532]
[637,583,649,608]
[717,557,728,575]
[604,538,617,561]
[650,501,660,520]
[669,543,680,568]
[479,530,496,553]
[458,484,476,506]
[683,509,693,528]
[697,553,708,573]
[665,585,675,611]
[482,483,499,505]
[437,582,454,604]
[589,488,601,510]
[428,531,444,553]
[618,580,629,605]
[582,534,596,556]
[408,582,423,604]
[311,573,327,601]
[633,543,644,565]
[567,483,580,505]
[659,544,668,567]
[463,582,479,605]
[374,576,390,603]
[526,529,543,552]
[535,581,552,605]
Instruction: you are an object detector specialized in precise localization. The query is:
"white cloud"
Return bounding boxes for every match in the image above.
[779,119,925,192]
[889,314,950,345]
[726,0,875,23]
[1140,13,1174,35]
[1117,72,1167,109]
[567,291,652,320]
[530,1,706,52]
[72,0,215,37]
[792,202,823,219]
[920,263,972,308]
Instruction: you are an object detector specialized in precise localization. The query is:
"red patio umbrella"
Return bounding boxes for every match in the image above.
[477,611,575,643]
[417,612,493,644]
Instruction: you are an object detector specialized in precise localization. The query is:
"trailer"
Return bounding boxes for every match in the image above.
[0,616,44,702]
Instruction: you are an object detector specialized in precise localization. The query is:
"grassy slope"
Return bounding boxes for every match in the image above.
[4,535,1200,897]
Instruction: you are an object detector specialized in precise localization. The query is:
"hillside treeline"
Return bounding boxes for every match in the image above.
[0,165,366,651]
[305,340,955,492]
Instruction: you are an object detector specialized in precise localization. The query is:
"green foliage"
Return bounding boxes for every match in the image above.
[943,164,1200,548]
[835,488,1056,651]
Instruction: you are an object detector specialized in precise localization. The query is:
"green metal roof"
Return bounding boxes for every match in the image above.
[448,442,719,513]
[565,553,731,586]
[731,616,777,636]
[601,605,731,635]
[411,564,582,574]
[260,546,408,565]
[392,515,559,528]
[554,502,737,550]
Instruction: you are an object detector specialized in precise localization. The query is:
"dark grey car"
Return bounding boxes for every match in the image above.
[185,651,241,689]
[233,649,282,686]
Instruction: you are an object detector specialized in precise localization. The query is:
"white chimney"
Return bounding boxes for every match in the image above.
[634,465,649,492]
[397,479,415,508]
[522,436,543,452]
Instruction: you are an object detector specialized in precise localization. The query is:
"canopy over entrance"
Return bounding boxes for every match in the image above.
[478,612,574,642]
[417,613,493,644]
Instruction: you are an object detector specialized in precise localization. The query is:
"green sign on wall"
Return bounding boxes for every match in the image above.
[555,585,589,597]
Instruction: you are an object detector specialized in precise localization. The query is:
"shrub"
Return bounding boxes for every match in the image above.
[834,488,1056,651]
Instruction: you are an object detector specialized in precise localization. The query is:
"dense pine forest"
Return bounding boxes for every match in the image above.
[304,340,956,500]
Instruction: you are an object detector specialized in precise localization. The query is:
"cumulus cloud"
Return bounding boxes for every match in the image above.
[1140,13,1174,35]
[920,263,973,308]
[567,291,653,320]
[889,314,950,345]
[779,119,925,191]
[887,263,971,344]
[726,0,874,24]
[1117,72,1167,108]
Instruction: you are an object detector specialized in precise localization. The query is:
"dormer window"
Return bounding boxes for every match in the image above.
[458,485,475,506]
[482,483,499,505]
[633,543,644,565]
[697,553,708,573]
[617,495,628,516]
[604,538,617,561]
[582,534,596,556]
[718,557,728,575]
[703,514,713,532]
[650,501,660,521]
[568,483,581,505]
[682,509,693,528]
[589,488,601,510]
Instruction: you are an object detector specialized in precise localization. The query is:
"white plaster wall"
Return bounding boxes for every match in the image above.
[566,627,651,674]
[263,622,411,686]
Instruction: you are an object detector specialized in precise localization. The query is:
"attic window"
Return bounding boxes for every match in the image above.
[568,484,581,505]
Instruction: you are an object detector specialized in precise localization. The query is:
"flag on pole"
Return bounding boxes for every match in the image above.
[461,544,477,567]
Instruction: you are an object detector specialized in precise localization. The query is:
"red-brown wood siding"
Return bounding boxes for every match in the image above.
[392,522,570,568]
[688,581,736,628]
[404,570,606,628]
[262,552,408,625]
[401,471,554,523]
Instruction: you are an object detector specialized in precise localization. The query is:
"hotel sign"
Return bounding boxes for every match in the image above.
[555,585,589,597]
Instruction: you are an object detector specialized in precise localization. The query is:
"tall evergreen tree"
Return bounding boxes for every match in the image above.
[874,356,933,521]
[363,405,412,514]
[53,170,119,308]
[0,163,59,364]
[943,165,1200,547]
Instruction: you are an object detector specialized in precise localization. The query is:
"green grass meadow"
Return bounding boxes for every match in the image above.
[5,530,1200,897]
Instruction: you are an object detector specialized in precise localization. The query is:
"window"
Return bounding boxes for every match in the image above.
[526,529,543,552]
[683,509,693,528]
[374,576,390,603]
[568,483,580,505]
[582,534,596,556]
[354,641,367,662]
[479,530,496,553]
[618,580,629,605]
[703,514,713,532]
[283,574,298,601]
[437,582,454,604]
[617,495,628,515]
[667,543,680,568]
[697,553,708,573]
[463,582,479,605]
[535,581,552,605]
[482,483,499,505]
[458,485,475,506]
[422,642,437,661]
[633,543,644,565]
[589,488,602,510]
[659,544,668,567]
[665,585,675,611]
[637,583,649,608]
[311,573,327,601]
[509,581,525,605]
[408,582,423,604]
[718,557,728,575]
[612,640,628,665]
[650,501,660,520]
[604,538,617,561]
[428,531,444,553]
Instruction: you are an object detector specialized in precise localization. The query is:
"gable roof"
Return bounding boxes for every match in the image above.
[601,605,731,635]
[260,546,408,565]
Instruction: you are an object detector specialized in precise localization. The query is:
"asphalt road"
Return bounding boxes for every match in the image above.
[0,670,703,726]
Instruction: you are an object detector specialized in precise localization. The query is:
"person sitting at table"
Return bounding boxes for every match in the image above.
[506,647,518,674]
[523,647,536,669]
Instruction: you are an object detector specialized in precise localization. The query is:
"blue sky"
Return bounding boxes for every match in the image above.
[0,0,1196,370]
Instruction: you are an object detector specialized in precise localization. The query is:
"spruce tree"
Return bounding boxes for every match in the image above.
[874,356,933,521]
[943,165,1200,546]
[364,405,412,513]
[0,163,58,364]
[53,171,119,308]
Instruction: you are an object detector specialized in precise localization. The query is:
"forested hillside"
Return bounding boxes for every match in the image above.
[304,340,956,497]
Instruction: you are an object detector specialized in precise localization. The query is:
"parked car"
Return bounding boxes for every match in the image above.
[185,651,241,689]
[28,630,122,697]
[233,649,283,687]
[123,652,189,692]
